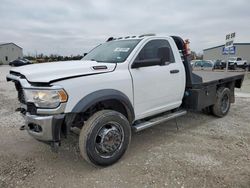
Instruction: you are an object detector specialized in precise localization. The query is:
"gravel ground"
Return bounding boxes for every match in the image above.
[0,65,250,188]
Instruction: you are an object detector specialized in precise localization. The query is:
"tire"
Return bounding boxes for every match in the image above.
[233,63,237,70]
[79,110,131,167]
[243,63,247,70]
[211,87,231,117]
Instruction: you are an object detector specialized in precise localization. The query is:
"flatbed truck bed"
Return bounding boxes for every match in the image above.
[183,70,244,111]
[194,71,244,84]
[192,71,244,88]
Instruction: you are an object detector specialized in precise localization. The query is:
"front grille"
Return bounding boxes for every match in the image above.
[15,82,26,104]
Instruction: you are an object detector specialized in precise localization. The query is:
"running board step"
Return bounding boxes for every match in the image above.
[133,110,187,132]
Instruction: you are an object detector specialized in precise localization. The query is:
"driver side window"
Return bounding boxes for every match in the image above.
[136,39,175,63]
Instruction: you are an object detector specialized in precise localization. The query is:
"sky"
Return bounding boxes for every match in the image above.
[0,0,249,56]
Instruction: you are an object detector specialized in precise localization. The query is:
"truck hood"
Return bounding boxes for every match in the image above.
[10,60,116,83]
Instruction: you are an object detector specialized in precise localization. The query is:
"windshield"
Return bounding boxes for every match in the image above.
[82,39,141,63]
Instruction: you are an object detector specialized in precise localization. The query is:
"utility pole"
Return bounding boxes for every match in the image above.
[225,32,236,72]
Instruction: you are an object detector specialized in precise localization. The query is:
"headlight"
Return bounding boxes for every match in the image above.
[24,89,68,108]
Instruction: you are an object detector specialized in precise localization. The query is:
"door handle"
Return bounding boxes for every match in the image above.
[170,69,179,74]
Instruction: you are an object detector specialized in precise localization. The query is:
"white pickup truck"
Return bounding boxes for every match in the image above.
[7,34,244,166]
[228,57,248,70]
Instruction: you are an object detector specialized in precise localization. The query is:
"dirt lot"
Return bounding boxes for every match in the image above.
[0,65,250,188]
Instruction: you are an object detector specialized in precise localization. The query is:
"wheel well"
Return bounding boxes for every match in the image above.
[216,82,235,103]
[65,99,133,130]
[92,99,129,120]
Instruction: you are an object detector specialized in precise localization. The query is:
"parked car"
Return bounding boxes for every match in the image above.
[9,59,32,67]
[190,60,201,66]
[221,60,227,68]
[214,60,226,69]
[7,35,244,166]
[192,60,214,71]
[228,57,248,70]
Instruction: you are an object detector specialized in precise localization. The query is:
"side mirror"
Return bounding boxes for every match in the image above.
[83,53,88,57]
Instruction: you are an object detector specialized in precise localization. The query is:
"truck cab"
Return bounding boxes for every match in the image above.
[6,34,244,166]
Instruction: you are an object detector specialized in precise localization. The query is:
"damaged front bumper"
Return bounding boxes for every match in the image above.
[6,72,67,148]
[24,113,65,142]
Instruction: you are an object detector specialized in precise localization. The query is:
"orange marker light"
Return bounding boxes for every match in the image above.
[58,90,68,102]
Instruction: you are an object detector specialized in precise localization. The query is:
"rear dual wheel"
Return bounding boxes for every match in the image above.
[212,87,231,117]
[202,87,231,117]
[79,110,131,167]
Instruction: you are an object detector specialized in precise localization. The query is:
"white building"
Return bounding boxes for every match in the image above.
[0,43,23,64]
[203,43,250,63]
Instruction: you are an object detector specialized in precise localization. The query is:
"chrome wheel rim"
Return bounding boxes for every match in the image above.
[95,122,124,158]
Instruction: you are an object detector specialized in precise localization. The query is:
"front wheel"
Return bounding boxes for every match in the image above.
[211,87,231,117]
[79,110,131,167]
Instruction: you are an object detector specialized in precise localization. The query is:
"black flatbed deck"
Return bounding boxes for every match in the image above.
[192,71,245,88]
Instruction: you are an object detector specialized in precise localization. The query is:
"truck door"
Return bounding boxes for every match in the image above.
[130,39,185,120]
